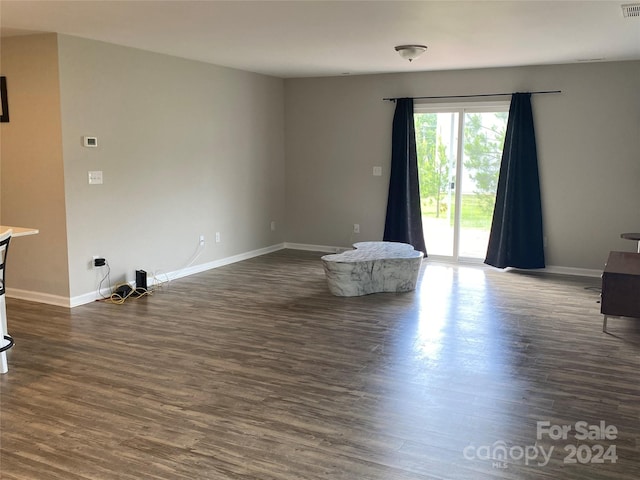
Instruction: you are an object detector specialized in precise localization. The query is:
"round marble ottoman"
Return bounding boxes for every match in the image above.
[321,241,423,297]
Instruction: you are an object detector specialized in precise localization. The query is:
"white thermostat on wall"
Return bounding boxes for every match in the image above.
[83,136,98,147]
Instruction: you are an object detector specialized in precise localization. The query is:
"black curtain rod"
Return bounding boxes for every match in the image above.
[383,90,561,102]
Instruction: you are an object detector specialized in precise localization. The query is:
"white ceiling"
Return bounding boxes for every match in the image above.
[1,1,639,78]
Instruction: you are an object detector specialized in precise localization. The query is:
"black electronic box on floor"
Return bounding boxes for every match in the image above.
[135,269,147,294]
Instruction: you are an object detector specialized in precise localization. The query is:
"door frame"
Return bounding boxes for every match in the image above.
[414,100,510,262]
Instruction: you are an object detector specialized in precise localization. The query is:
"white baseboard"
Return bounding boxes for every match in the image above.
[284,243,603,278]
[6,242,603,308]
[539,265,602,278]
[5,288,71,308]
[149,242,287,284]
[69,286,116,308]
[284,242,349,253]
[10,243,287,308]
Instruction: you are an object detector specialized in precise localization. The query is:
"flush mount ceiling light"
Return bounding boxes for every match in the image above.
[395,44,428,62]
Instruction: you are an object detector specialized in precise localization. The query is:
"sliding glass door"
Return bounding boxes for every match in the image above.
[414,102,508,261]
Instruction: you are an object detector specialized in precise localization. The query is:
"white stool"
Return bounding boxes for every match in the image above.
[621,233,640,253]
[0,229,14,374]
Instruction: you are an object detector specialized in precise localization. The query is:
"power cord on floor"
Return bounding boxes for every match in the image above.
[105,283,153,305]
[97,261,112,300]
[94,239,205,304]
[148,241,205,287]
[95,260,154,304]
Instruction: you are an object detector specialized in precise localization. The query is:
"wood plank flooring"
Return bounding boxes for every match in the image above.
[1,249,639,479]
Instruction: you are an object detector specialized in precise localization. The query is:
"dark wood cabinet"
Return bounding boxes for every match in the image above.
[601,251,640,331]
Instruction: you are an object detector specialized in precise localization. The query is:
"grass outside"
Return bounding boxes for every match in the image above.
[421,194,495,229]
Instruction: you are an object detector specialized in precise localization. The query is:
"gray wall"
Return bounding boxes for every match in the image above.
[284,61,640,270]
[56,35,285,300]
[2,33,639,304]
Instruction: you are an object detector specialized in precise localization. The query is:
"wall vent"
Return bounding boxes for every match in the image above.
[621,3,640,17]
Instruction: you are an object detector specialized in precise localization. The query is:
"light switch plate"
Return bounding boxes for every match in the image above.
[373,166,382,176]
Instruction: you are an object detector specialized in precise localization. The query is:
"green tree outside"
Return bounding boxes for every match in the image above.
[415,111,507,229]
[415,113,450,218]
[463,112,508,216]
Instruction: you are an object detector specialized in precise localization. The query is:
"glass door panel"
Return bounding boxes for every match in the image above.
[415,103,508,261]
[459,111,507,259]
[415,112,459,257]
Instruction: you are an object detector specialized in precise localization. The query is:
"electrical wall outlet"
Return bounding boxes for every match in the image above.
[92,256,106,268]
[215,232,221,243]
[199,235,205,246]
[83,136,98,148]
[353,224,360,234]
[88,171,103,184]
[270,221,276,231]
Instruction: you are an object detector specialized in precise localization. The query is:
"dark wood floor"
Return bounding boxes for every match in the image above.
[1,249,639,479]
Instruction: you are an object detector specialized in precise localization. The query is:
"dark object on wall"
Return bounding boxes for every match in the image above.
[383,98,427,255]
[485,93,545,269]
[0,77,8,123]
